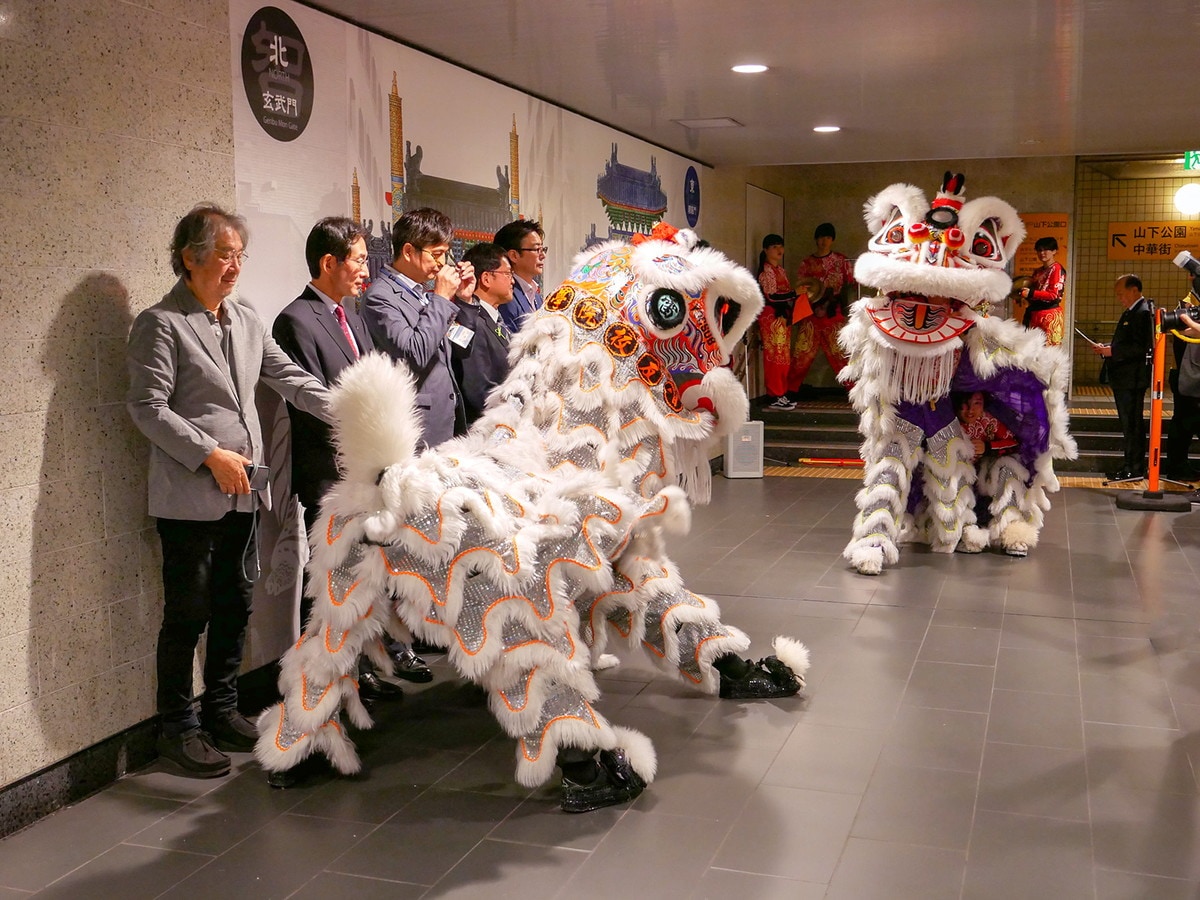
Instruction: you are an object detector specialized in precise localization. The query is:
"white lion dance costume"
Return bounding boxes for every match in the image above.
[256,223,808,811]
[839,173,1077,576]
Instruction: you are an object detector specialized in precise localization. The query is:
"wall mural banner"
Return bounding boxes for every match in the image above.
[229,0,706,324]
[227,0,706,661]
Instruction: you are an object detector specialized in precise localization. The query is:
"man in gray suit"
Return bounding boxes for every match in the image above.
[127,205,334,778]
[362,207,475,448]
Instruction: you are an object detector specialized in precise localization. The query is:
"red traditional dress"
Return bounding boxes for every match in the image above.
[794,251,853,385]
[758,262,799,398]
[1022,261,1066,346]
[961,412,1017,460]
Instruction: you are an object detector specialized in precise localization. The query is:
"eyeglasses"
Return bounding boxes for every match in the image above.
[485,268,514,279]
[419,246,452,265]
[516,245,548,256]
[214,249,248,265]
[345,255,369,268]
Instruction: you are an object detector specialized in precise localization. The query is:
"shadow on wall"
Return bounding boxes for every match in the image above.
[23,272,144,786]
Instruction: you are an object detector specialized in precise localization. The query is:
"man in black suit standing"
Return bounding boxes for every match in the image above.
[1094,274,1154,480]
[273,217,429,700]
[452,242,515,426]
[494,219,546,334]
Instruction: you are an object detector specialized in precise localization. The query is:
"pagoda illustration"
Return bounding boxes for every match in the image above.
[583,144,668,249]
[356,73,521,279]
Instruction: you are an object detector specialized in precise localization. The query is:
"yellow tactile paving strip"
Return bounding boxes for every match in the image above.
[760,465,1186,490]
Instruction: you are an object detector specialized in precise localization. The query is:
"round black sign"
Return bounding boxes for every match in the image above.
[241,7,313,142]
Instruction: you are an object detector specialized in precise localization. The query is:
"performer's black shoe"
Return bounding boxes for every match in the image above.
[265,756,327,789]
[409,637,445,656]
[267,768,300,789]
[390,647,433,683]
[718,655,803,700]
[1106,468,1144,482]
[560,749,646,813]
[358,670,404,701]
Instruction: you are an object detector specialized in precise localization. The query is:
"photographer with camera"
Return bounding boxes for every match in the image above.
[1092,274,1153,481]
[1162,251,1200,480]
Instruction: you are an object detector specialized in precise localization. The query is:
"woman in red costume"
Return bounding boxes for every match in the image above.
[1020,236,1066,346]
[756,234,798,410]
[794,222,853,387]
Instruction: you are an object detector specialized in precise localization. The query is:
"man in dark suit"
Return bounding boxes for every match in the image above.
[452,242,514,426]
[127,205,334,778]
[1094,274,1154,480]
[273,217,428,699]
[362,208,474,448]
[493,219,546,334]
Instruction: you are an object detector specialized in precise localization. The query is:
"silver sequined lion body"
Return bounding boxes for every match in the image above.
[255,224,810,787]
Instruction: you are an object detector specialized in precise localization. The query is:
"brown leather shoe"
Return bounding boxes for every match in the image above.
[157,728,231,778]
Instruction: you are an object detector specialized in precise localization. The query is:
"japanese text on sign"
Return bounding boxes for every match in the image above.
[1107,222,1200,261]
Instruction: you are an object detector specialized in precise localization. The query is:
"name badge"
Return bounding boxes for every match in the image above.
[447,323,474,348]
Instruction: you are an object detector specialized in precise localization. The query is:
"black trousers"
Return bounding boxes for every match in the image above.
[155,512,256,736]
[1112,386,1148,472]
[1167,393,1200,471]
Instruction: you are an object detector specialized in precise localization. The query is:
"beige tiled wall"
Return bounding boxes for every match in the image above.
[0,0,234,788]
[706,157,1077,392]
[1070,162,1198,385]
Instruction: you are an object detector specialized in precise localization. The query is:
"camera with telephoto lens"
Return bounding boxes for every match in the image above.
[1166,252,1200,333]
[1163,251,1200,331]
[1160,304,1198,332]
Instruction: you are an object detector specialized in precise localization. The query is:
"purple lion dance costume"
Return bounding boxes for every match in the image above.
[839,173,1077,575]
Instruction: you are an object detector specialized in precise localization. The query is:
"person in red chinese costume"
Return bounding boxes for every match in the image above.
[794,222,853,388]
[1019,237,1066,346]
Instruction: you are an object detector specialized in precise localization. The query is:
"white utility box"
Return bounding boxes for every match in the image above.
[723,420,764,478]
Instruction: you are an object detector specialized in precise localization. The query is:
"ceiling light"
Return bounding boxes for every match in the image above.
[731,64,768,74]
[813,125,841,133]
[1175,183,1200,215]
[673,117,743,129]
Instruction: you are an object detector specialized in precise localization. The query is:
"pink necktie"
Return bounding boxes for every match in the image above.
[333,304,359,359]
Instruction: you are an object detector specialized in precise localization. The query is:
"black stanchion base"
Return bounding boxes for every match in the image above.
[1114,490,1194,512]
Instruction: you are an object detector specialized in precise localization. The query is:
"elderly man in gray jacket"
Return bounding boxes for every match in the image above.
[127,205,333,778]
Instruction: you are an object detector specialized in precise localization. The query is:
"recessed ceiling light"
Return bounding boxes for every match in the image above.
[813,125,841,133]
[673,117,743,129]
[731,64,768,74]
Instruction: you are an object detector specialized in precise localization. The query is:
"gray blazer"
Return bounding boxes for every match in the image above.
[126,278,333,521]
[361,267,465,447]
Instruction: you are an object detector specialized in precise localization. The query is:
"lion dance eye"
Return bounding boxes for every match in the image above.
[647,288,686,330]
[972,234,995,257]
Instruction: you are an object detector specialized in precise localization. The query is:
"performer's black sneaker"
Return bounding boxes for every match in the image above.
[560,749,646,813]
[719,655,803,700]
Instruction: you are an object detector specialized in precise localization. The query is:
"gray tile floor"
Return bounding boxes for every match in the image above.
[3,475,1200,899]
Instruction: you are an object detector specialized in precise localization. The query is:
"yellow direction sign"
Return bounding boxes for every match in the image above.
[1015,213,1069,276]
[1107,222,1200,261]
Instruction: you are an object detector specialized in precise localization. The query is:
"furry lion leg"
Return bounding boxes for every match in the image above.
[844,418,923,574]
[979,455,1042,557]
[920,422,979,554]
